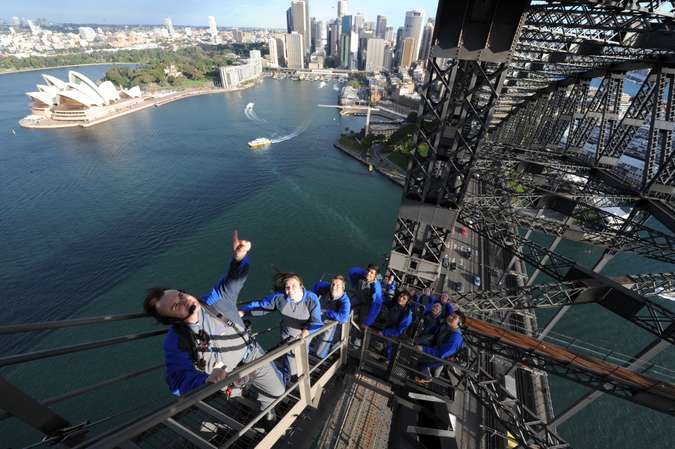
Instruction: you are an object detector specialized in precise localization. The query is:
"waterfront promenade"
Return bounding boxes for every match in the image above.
[19,83,256,130]
[333,141,406,187]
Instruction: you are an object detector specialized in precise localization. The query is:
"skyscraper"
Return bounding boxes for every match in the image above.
[403,10,425,62]
[341,15,353,34]
[208,16,218,42]
[365,38,385,72]
[286,7,293,33]
[395,26,404,63]
[327,19,340,57]
[268,38,279,68]
[163,18,175,37]
[399,37,415,70]
[286,31,304,69]
[340,31,357,69]
[337,0,348,19]
[291,1,312,56]
[419,20,434,61]
[384,26,395,43]
[276,37,287,67]
[354,13,364,34]
[312,20,327,54]
[376,15,387,39]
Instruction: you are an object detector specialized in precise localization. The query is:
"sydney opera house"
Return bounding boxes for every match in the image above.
[24,71,142,124]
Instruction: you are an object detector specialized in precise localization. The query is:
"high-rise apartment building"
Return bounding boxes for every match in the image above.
[376,15,387,39]
[337,0,348,19]
[164,18,175,37]
[399,37,415,70]
[286,31,304,69]
[268,38,279,68]
[341,15,353,34]
[403,10,425,62]
[208,16,218,42]
[365,38,385,72]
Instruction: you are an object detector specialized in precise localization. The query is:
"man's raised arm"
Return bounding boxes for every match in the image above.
[203,230,252,307]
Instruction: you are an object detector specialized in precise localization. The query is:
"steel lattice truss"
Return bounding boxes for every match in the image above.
[387,1,675,446]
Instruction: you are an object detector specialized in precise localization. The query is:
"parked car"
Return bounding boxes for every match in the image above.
[460,227,468,237]
[473,276,481,287]
[454,281,464,293]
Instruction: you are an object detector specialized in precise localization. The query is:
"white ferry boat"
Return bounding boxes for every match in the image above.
[248,137,272,149]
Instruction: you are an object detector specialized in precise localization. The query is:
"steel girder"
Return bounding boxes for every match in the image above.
[457,202,675,345]
[454,272,675,313]
[462,318,675,416]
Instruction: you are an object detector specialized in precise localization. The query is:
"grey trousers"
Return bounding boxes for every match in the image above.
[243,344,286,410]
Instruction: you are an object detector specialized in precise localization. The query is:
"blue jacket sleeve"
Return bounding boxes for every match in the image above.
[363,281,383,327]
[312,281,330,296]
[239,293,278,316]
[325,294,351,323]
[305,292,324,333]
[202,257,250,313]
[348,267,366,288]
[163,329,208,396]
[422,332,464,359]
[382,308,413,337]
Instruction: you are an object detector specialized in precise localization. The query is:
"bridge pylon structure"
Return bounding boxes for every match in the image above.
[386,0,675,447]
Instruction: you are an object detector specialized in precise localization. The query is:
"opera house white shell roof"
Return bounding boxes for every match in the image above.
[26,71,141,109]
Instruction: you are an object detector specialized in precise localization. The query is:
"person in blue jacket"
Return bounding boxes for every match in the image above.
[415,287,436,311]
[239,273,323,382]
[426,291,454,317]
[143,231,285,417]
[415,312,464,384]
[348,264,383,330]
[311,275,351,358]
[414,302,444,345]
[382,272,398,301]
[377,290,413,359]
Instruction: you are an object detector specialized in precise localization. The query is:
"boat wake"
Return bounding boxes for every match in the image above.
[244,102,267,123]
[269,119,311,143]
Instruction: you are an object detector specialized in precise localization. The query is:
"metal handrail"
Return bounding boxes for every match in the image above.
[0,313,149,334]
[0,329,166,367]
[71,318,351,449]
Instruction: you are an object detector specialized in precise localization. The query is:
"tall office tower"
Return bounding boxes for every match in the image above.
[291,1,311,55]
[358,31,374,70]
[327,19,340,57]
[208,16,218,42]
[337,0,348,19]
[340,31,357,69]
[419,20,434,61]
[383,44,394,71]
[286,31,304,69]
[164,18,175,36]
[365,38,385,72]
[384,26,395,43]
[341,15,353,34]
[354,13,364,33]
[399,37,415,70]
[312,20,327,54]
[27,19,38,35]
[395,26,404,63]
[403,10,425,62]
[276,36,287,67]
[376,15,387,39]
[286,7,293,33]
[268,37,279,67]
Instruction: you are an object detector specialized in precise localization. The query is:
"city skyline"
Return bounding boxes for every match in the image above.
[3,0,439,29]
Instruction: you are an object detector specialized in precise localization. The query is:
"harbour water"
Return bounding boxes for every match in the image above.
[1,66,674,447]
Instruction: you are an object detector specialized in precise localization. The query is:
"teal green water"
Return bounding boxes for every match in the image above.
[1,66,674,448]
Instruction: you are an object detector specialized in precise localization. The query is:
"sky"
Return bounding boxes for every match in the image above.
[2,0,440,29]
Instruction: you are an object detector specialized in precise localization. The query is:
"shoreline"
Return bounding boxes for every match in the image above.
[333,142,405,187]
[0,62,138,76]
[19,81,258,129]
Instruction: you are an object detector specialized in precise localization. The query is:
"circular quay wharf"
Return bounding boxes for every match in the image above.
[2,1,675,449]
